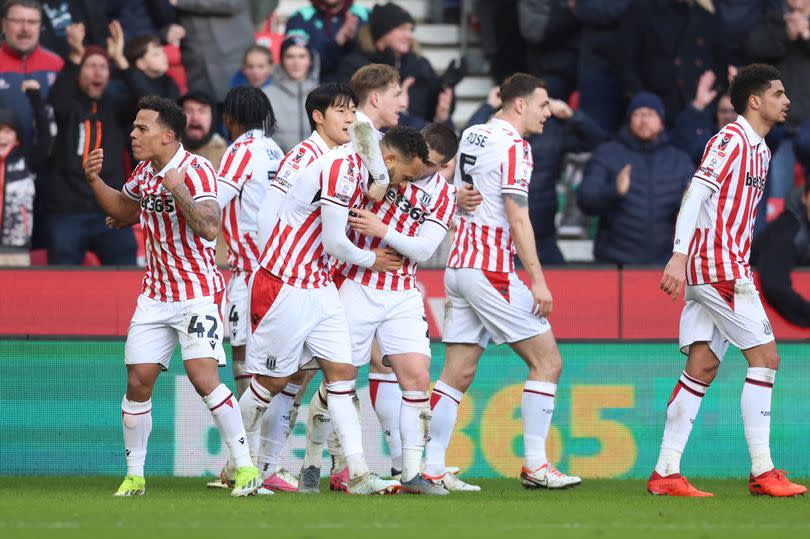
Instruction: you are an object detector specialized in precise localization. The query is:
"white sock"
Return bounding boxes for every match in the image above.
[400,390,431,482]
[258,383,299,478]
[204,383,252,469]
[232,361,251,398]
[654,371,709,476]
[328,430,346,472]
[122,397,152,477]
[326,380,368,479]
[424,380,463,477]
[237,379,272,464]
[742,367,776,476]
[522,380,556,470]
[369,372,402,472]
[304,383,331,469]
[287,402,301,439]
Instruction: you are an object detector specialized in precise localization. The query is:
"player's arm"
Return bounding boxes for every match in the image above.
[163,167,220,241]
[83,149,140,223]
[503,192,552,316]
[321,205,402,272]
[348,208,448,263]
[256,187,286,247]
[217,180,240,209]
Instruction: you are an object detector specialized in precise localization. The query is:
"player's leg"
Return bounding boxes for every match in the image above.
[368,345,403,477]
[226,274,252,397]
[300,375,332,493]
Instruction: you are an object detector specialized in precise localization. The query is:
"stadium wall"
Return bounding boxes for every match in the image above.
[1,269,808,479]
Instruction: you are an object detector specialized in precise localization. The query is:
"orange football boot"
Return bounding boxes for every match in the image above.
[749,469,807,497]
[647,471,714,497]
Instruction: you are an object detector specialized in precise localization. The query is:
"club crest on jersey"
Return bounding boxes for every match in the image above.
[419,191,433,207]
[191,161,202,170]
[718,134,732,150]
[293,148,306,163]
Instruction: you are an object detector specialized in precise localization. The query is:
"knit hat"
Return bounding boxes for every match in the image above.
[626,91,666,122]
[81,45,110,66]
[0,108,21,138]
[177,90,215,109]
[370,2,414,41]
[280,34,312,59]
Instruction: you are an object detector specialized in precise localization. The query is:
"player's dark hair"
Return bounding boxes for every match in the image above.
[242,44,273,66]
[305,83,358,131]
[138,95,186,140]
[381,125,429,163]
[223,86,277,136]
[499,73,546,105]
[124,34,161,65]
[1,0,42,18]
[350,63,400,103]
[421,123,458,165]
[729,64,782,115]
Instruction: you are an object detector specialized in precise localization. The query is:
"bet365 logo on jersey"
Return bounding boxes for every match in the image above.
[140,194,175,213]
[745,173,766,191]
[385,188,428,223]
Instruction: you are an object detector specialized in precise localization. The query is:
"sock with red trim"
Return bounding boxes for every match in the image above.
[205,383,252,468]
[369,372,402,472]
[522,380,556,470]
[122,397,152,477]
[654,371,709,476]
[237,379,272,464]
[424,380,463,477]
[400,390,431,482]
[258,382,300,479]
[326,380,369,479]
[304,382,331,469]
[742,367,776,476]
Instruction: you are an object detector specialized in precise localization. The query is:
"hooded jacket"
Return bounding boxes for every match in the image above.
[263,52,321,153]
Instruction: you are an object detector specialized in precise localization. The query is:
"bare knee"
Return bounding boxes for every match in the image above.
[320,361,358,384]
[126,375,154,401]
[441,362,476,393]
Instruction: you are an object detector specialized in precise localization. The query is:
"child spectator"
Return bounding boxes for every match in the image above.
[123,34,180,100]
[229,44,273,90]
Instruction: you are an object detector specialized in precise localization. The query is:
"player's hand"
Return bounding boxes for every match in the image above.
[531,279,553,318]
[456,183,482,213]
[616,164,632,195]
[348,208,388,238]
[371,247,402,272]
[83,148,104,184]
[106,216,131,229]
[162,166,187,193]
[660,252,688,301]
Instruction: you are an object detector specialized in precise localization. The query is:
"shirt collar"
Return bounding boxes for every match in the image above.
[309,130,331,153]
[236,129,264,143]
[734,115,764,147]
[487,116,520,136]
[147,144,187,177]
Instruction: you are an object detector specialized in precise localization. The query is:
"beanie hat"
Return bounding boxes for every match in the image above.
[177,90,215,109]
[0,108,22,139]
[81,45,110,66]
[626,91,666,122]
[280,34,312,59]
[370,2,414,41]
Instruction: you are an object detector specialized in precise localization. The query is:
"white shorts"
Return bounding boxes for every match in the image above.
[125,291,227,370]
[246,269,353,378]
[225,271,250,346]
[679,279,775,360]
[442,267,551,347]
[338,278,431,367]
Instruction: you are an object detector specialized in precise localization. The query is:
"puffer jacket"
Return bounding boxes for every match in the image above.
[263,52,321,152]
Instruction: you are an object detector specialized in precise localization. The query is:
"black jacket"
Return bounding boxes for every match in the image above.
[753,189,810,328]
[45,61,142,214]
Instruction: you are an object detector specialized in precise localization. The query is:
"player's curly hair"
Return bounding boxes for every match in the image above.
[381,125,429,164]
[138,96,186,140]
[222,86,277,136]
[729,64,782,115]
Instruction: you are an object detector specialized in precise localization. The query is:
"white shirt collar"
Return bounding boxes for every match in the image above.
[308,130,331,153]
[734,115,764,147]
[148,144,187,177]
[487,116,521,136]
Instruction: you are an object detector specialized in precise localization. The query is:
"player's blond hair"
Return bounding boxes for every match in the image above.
[350,64,400,103]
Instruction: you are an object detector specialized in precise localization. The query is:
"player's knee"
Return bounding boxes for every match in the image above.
[400,370,431,392]
[762,352,780,371]
[188,371,220,397]
[322,362,358,383]
[693,361,719,383]
[289,370,309,385]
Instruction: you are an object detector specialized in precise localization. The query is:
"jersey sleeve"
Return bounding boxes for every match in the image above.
[273,144,314,195]
[122,163,143,201]
[217,144,252,192]
[694,132,741,192]
[500,140,533,196]
[425,179,457,231]
[184,159,218,202]
[320,155,360,208]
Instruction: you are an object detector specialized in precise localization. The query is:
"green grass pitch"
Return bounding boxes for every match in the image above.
[1,477,807,539]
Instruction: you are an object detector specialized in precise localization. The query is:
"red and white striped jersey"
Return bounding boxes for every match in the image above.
[688,116,770,284]
[219,129,285,274]
[271,130,330,197]
[447,118,532,273]
[339,172,456,290]
[123,145,225,301]
[259,144,368,288]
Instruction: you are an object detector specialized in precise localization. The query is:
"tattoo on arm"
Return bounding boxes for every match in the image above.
[503,192,528,208]
[171,182,220,239]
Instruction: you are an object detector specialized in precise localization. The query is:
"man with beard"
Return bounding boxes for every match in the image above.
[179,91,227,170]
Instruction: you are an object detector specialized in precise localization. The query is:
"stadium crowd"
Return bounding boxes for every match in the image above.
[0,1,808,298]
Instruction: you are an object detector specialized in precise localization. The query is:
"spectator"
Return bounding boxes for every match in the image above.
[476,0,525,83]
[0,81,50,266]
[178,91,227,169]
[517,0,581,99]
[45,21,141,265]
[264,35,319,152]
[122,34,180,101]
[621,0,729,124]
[249,0,278,27]
[465,87,609,264]
[753,180,810,327]
[229,44,273,90]
[337,2,452,126]
[716,0,781,65]
[671,70,738,165]
[745,0,810,200]
[577,92,694,265]
[571,0,632,133]
[110,0,183,43]
[285,0,369,83]
[172,0,254,103]
[38,0,110,60]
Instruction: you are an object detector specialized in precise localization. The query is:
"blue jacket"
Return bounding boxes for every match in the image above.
[577,127,694,265]
[285,2,369,83]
